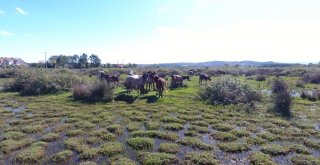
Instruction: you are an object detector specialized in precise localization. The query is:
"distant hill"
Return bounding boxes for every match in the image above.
[141,61,297,67]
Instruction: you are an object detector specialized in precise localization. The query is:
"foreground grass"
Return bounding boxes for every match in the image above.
[0,75,319,164]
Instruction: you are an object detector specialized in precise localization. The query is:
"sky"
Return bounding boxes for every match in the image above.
[1,0,320,64]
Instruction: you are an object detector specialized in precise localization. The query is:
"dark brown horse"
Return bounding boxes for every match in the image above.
[154,75,166,97]
[143,71,156,90]
[199,74,211,84]
[99,72,120,84]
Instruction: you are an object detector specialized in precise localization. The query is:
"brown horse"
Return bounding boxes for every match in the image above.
[99,72,120,84]
[154,75,166,97]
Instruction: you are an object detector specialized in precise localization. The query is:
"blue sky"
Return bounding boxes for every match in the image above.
[1,0,320,64]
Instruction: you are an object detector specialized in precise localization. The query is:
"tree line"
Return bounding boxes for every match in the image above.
[28,53,138,69]
[47,53,101,69]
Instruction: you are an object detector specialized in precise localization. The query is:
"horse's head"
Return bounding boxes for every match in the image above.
[153,75,160,81]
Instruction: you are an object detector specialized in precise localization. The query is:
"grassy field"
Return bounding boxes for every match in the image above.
[0,75,319,165]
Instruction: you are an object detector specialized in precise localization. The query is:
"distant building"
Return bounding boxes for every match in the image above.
[0,57,27,66]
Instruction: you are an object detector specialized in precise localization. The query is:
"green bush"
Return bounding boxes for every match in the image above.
[256,75,266,81]
[271,79,291,117]
[5,68,82,95]
[199,77,261,105]
[301,90,320,101]
[0,69,17,78]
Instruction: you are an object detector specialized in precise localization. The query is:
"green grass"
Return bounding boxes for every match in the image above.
[188,125,209,133]
[127,122,141,132]
[145,122,160,130]
[3,131,26,140]
[15,145,46,164]
[65,129,85,137]
[0,138,33,154]
[159,143,180,154]
[41,133,60,142]
[261,144,291,156]
[138,152,179,165]
[179,137,212,150]
[211,123,233,132]
[290,144,311,155]
[79,148,99,160]
[99,142,124,156]
[212,132,238,142]
[230,129,251,137]
[249,152,276,165]
[257,132,279,141]
[0,74,320,164]
[107,124,124,135]
[131,130,179,141]
[185,152,219,165]
[127,137,154,150]
[218,142,250,153]
[163,123,184,131]
[64,137,88,153]
[245,136,267,145]
[110,157,137,165]
[291,154,320,165]
[21,125,43,133]
[50,150,73,163]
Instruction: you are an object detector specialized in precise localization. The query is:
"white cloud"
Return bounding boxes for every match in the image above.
[0,10,5,15]
[15,7,28,15]
[158,7,168,13]
[0,30,13,36]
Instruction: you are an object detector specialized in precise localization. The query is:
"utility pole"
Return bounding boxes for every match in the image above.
[44,52,47,68]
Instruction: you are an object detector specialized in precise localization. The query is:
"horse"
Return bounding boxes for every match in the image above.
[182,75,190,81]
[189,69,197,76]
[199,74,211,84]
[171,75,182,86]
[143,71,156,90]
[154,75,166,98]
[105,75,120,84]
[171,75,189,87]
[124,74,147,94]
[98,71,120,84]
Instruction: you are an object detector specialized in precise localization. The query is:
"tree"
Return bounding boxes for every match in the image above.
[56,55,68,68]
[89,54,101,68]
[79,53,88,68]
[49,56,58,68]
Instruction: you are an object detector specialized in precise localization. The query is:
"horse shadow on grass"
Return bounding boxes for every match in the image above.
[114,93,138,104]
[139,95,159,104]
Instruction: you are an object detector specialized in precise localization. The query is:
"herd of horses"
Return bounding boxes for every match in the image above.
[98,70,211,98]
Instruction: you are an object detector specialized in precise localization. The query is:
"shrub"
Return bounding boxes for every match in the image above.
[199,77,262,105]
[88,81,114,102]
[301,90,320,101]
[303,72,320,84]
[0,69,17,78]
[296,80,305,88]
[73,84,91,100]
[256,75,266,81]
[73,81,114,102]
[271,79,291,117]
[5,68,82,95]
